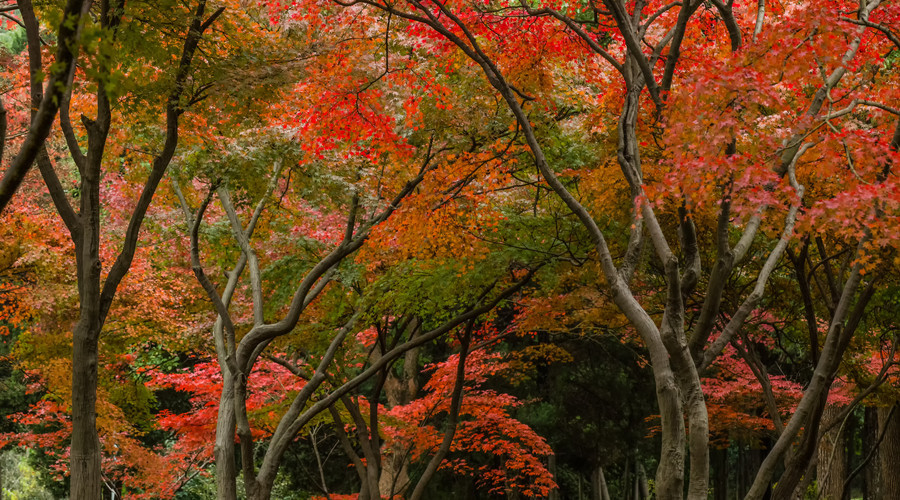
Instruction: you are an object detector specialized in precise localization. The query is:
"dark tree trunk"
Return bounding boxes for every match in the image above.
[865,406,881,500]
[548,453,560,500]
[622,457,632,500]
[70,319,101,500]
[818,405,847,500]
[879,404,900,500]
[713,447,728,500]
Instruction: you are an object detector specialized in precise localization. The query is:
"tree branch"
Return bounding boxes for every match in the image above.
[409,320,473,500]
[0,0,90,214]
[98,0,223,325]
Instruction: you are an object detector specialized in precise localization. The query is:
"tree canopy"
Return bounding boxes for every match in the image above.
[2,0,900,498]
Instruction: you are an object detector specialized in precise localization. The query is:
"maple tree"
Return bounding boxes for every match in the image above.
[5,0,900,497]
[318,0,900,498]
[0,0,88,212]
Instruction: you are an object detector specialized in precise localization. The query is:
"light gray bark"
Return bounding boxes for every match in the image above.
[593,465,611,500]
[325,2,891,500]
[190,164,534,499]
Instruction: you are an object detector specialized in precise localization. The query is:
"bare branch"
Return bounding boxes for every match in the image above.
[219,187,265,326]
[602,0,664,110]
[0,97,5,162]
[746,239,870,500]
[842,15,900,48]
[710,0,741,51]
[518,2,624,75]
[11,0,85,231]
[701,144,810,372]
[731,333,784,434]
[253,269,539,491]
[190,185,239,373]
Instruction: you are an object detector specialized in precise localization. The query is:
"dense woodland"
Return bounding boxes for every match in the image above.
[1,0,900,498]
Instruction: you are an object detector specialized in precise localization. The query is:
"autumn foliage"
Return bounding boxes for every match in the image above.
[3,0,900,498]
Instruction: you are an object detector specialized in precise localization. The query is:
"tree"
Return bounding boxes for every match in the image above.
[316,0,900,498]
[9,1,226,496]
[5,0,900,497]
[0,0,89,212]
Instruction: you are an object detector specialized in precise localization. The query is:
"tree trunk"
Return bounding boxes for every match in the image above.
[879,404,900,500]
[548,453,561,500]
[70,320,102,500]
[623,457,632,500]
[378,329,419,498]
[818,405,847,500]
[215,375,238,500]
[845,409,858,500]
[593,465,611,500]
[378,450,410,498]
[637,461,650,499]
[71,121,104,499]
[713,447,728,500]
[865,406,881,500]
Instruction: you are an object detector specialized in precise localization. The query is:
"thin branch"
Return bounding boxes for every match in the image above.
[0,0,90,214]
[219,186,265,325]
[409,320,474,500]
[701,143,810,371]
[841,404,897,498]
[98,0,224,325]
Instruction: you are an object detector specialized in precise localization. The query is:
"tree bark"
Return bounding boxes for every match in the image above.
[378,321,420,498]
[818,405,847,500]
[0,0,89,214]
[879,404,900,500]
[592,465,611,500]
[865,406,881,500]
[215,375,238,500]
[70,319,102,500]
[623,457,632,500]
[65,2,221,497]
[637,461,650,500]
[548,453,560,500]
[713,447,728,500]
[69,43,109,499]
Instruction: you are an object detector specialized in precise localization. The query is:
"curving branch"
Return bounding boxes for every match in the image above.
[700,143,810,372]
[0,0,90,214]
[233,154,436,375]
[0,96,6,163]
[189,184,239,371]
[601,0,663,110]
[252,269,539,496]
[517,1,624,75]
[753,0,765,41]
[842,16,900,48]
[98,1,226,326]
[745,241,870,500]
[408,320,473,500]
[16,0,83,233]
[710,0,741,51]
